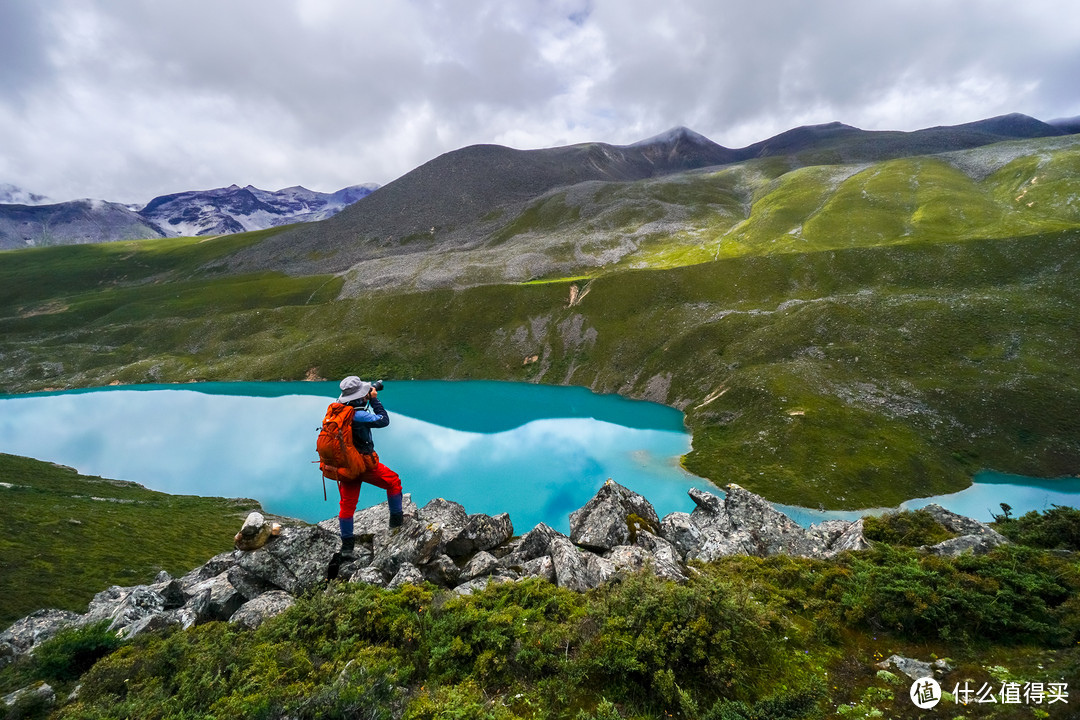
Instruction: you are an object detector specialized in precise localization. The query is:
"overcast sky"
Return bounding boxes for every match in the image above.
[2,0,1078,205]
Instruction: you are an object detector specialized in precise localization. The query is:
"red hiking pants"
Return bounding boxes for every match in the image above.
[337,462,402,519]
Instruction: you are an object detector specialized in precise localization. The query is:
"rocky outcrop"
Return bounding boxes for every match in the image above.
[0,482,1008,668]
[917,503,1010,556]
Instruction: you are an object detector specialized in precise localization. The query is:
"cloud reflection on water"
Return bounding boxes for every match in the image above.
[0,388,698,533]
[2,386,1076,533]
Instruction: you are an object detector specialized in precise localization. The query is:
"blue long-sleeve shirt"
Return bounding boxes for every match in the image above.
[351,397,389,453]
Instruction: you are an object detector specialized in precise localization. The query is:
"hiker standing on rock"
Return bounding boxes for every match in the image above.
[333,376,404,557]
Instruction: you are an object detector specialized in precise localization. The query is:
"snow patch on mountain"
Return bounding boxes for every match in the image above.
[138,183,378,237]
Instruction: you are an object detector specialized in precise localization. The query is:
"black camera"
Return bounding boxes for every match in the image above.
[371,380,384,392]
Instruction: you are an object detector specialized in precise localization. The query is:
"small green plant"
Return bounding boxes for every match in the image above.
[861,510,955,547]
[993,504,1080,551]
[32,621,124,683]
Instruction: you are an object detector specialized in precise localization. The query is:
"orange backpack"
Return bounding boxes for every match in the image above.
[316,403,379,492]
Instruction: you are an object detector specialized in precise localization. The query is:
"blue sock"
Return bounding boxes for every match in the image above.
[339,517,354,539]
[388,493,403,515]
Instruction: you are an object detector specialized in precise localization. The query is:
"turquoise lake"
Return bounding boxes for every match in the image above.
[1,381,1077,533]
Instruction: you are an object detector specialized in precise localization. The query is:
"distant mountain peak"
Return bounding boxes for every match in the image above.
[629,126,718,148]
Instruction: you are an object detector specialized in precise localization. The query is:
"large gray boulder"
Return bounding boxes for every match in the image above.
[3,681,55,711]
[185,573,246,622]
[918,503,1010,556]
[569,480,661,552]
[807,519,871,557]
[445,513,514,558]
[549,535,615,592]
[921,534,1008,556]
[237,524,338,594]
[179,550,243,595]
[0,610,81,667]
[499,523,564,570]
[230,591,296,630]
[418,497,470,537]
[82,585,168,636]
[317,495,421,539]
[388,562,427,589]
[460,551,501,582]
[372,517,445,576]
[672,485,822,561]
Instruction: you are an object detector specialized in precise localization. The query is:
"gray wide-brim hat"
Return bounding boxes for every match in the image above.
[338,376,372,404]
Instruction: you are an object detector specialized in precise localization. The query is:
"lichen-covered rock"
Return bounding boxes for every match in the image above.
[658,511,701,559]
[611,529,688,582]
[185,572,245,621]
[418,497,470,537]
[373,517,445,576]
[0,609,81,665]
[453,575,515,596]
[388,562,426,589]
[549,536,615,592]
[3,681,55,710]
[685,485,821,561]
[421,554,462,587]
[921,504,1009,543]
[349,566,389,587]
[460,551,500,582]
[237,525,338,594]
[519,555,556,583]
[118,611,182,640]
[445,513,514,558]
[500,523,564,570]
[807,519,871,557]
[921,534,1007,556]
[317,495,421,540]
[179,550,243,595]
[230,591,295,630]
[149,571,187,609]
[569,480,661,552]
[226,565,278,601]
[878,654,934,680]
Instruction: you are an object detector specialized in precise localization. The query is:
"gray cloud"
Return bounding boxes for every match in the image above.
[1,0,1077,205]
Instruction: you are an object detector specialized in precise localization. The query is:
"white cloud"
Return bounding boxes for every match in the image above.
[1,0,1078,204]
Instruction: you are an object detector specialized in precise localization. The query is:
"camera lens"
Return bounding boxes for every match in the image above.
[372,380,384,391]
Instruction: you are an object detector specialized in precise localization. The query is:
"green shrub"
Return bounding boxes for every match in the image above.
[578,570,813,709]
[32,621,124,683]
[834,545,1080,645]
[994,504,1080,551]
[861,510,955,547]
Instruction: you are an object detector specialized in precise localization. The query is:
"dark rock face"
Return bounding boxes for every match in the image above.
[0,481,1007,666]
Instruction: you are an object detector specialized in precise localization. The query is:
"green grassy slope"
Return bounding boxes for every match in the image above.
[0,454,261,627]
[2,231,1077,509]
[1,138,1078,509]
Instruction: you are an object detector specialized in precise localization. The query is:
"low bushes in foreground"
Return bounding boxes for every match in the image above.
[1,542,1069,719]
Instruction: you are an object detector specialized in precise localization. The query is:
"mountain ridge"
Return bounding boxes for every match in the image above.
[0,183,378,250]
[223,113,1075,281]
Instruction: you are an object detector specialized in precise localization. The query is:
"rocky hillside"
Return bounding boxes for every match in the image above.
[4,480,1075,719]
[223,113,1074,284]
[0,480,1011,676]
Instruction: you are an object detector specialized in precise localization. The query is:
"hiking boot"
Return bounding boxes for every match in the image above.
[389,512,403,529]
[340,536,355,559]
